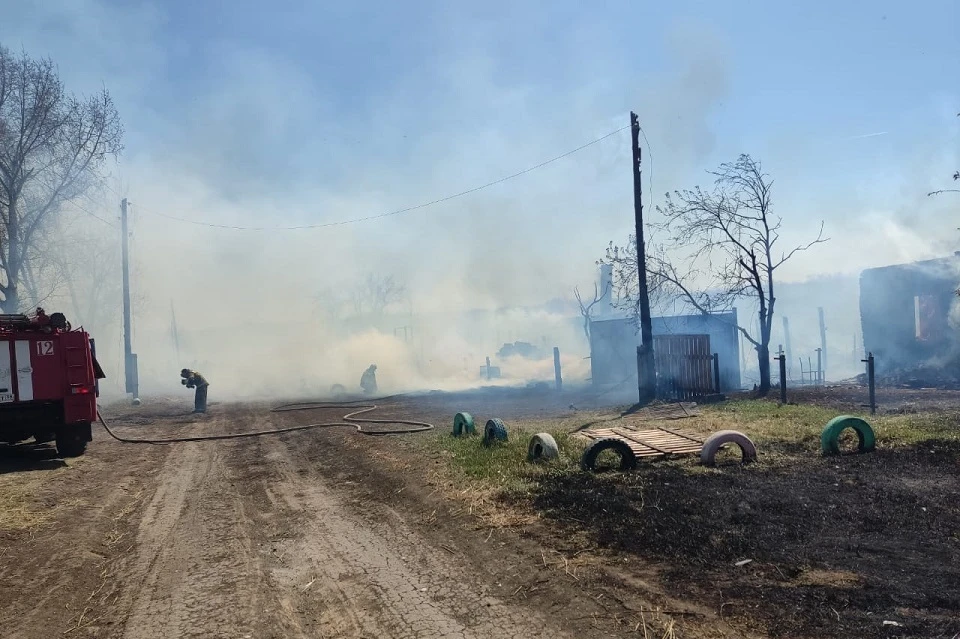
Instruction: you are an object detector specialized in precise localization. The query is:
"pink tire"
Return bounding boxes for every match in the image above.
[700,430,757,466]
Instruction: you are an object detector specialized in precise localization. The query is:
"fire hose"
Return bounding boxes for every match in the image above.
[97,397,435,445]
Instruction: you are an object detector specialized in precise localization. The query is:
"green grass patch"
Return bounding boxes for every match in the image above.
[427,429,588,496]
[425,399,960,497]
[704,399,960,448]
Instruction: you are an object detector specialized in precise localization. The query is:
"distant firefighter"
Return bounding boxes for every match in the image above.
[360,364,378,395]
[180,368,209,413]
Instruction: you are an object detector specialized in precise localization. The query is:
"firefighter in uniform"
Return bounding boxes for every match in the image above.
[180,368,209,413]
[360,364,378,395]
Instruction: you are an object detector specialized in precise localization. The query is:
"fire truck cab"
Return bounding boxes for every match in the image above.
[0,308,105,458]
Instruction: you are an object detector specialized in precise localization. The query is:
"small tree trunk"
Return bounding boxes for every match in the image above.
[4,286,20,314]
[4,195,22,313]
[756,343,771,396]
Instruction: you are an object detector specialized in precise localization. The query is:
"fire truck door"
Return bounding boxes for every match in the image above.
[14,340,34,401]
[0,343,12,403]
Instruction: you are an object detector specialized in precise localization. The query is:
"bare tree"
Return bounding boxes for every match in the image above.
[602,236,675,329]
[51,216,122,332]
[573,281,610,342]
[0,46,124,313]
[604,154,827,396]
[352,273,406,321]
[314,285,351,330]
[316,274,407,332]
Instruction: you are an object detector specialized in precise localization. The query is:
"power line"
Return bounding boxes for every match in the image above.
[67,201,118,229]
[636,124,655,214]
[121,123,632,231]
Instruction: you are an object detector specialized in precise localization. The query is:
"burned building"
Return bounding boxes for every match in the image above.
[589,310,743,394]
[859,253,960,372]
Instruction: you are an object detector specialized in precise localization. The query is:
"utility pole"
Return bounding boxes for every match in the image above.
[121,198,139,402]
[170,300,181,364]
[782,316,793,380]
[818,307,827,382]
[631,112,655,403]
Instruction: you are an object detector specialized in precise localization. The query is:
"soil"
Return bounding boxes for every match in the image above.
[755,383,960,413]
[523,386,960,639]
[0,395,686,639]
[1,386,958,638]
[525,445,960,639]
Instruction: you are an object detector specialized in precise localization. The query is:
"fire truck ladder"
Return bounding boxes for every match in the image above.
[0,315,31,330]
[64,345,89,388]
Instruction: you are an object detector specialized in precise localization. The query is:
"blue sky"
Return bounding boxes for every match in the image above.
[2,0,958,305]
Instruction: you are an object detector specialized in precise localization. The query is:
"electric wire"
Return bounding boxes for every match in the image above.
[636,123,655,214]
[105,124,632,231]
[66,200,117,229]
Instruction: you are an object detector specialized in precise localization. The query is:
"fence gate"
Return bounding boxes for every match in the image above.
[653,334,716,401]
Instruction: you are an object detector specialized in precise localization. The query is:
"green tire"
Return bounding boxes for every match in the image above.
[821,415,876,455]
[452,412,475,436]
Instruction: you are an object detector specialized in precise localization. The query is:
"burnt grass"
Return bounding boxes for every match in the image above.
[517,439,960,639]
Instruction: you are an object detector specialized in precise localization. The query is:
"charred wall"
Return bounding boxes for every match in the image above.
[859,254,960,372]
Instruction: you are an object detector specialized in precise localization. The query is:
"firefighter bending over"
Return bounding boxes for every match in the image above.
[360,364,378,395]
[180,369,209,413]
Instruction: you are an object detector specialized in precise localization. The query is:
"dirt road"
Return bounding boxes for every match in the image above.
[0,399,665,639]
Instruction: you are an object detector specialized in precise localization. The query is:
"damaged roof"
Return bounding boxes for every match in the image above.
[860,252,960,281]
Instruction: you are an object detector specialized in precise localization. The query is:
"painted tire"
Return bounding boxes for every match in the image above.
[580,438,637,472]
[821,416,876,455]
[700,430,758,466]
[482,418,508,445]
[527,433,559,462]
[452,412,476,436]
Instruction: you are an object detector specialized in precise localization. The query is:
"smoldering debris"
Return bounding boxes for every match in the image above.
[858,365,960,391]
[859,253,960,387]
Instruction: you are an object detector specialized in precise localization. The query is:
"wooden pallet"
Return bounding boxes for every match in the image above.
[580,426,705,459]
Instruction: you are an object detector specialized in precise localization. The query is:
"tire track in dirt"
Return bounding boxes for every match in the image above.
[3,400,699,638]
[253,432,576,639]
[117,412,296,639]
[0,437,163,639]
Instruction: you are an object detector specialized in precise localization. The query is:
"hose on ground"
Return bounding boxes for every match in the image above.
[97,397,434,445]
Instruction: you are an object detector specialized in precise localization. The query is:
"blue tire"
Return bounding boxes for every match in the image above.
[483,418,508,446]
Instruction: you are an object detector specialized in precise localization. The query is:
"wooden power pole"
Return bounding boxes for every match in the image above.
[631,112,656,403]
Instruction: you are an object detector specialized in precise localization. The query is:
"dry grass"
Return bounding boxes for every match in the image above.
[0,478,54,532]
[0,455,84,533]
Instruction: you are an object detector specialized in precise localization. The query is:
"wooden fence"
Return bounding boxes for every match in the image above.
[653,334,718,401]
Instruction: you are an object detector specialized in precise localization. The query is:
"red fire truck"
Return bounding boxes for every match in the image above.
[0,308,105,457]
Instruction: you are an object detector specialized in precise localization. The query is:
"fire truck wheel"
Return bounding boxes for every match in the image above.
[55,429,88,458]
